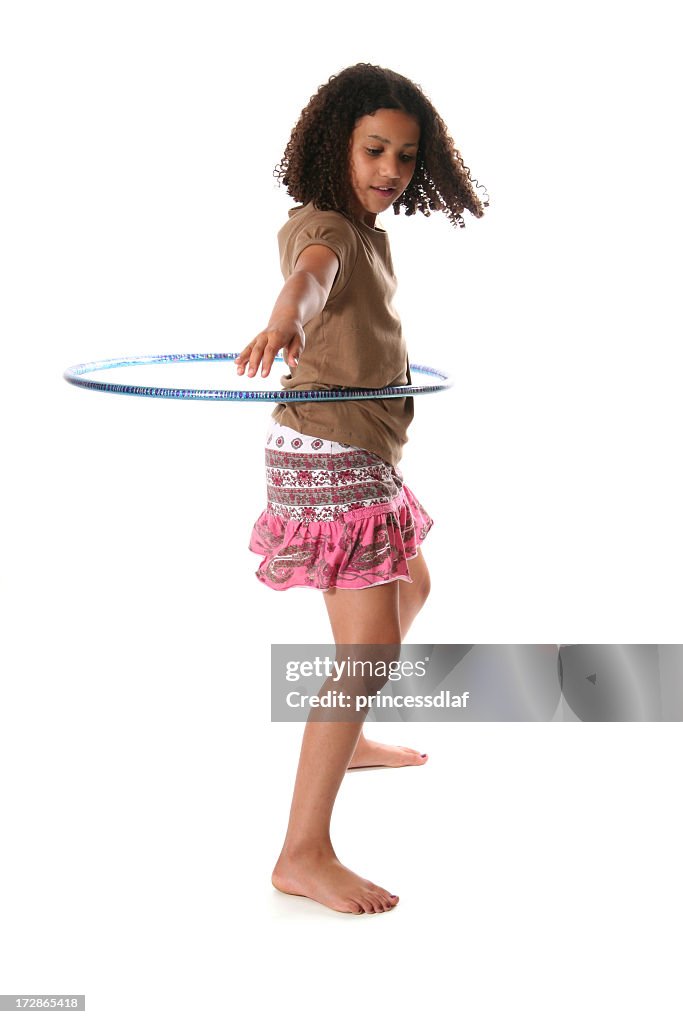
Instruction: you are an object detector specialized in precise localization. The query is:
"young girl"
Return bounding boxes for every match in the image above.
[236,63,487,915]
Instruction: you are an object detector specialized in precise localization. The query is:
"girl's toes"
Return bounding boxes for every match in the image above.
[399,746,428,763]
[370,887,391,912]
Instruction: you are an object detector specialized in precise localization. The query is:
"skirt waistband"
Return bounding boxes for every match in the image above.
[264,421,405,524]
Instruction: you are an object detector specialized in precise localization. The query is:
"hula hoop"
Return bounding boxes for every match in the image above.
[63,352,453,402]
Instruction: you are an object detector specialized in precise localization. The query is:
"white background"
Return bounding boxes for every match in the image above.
[1,1,681,1021]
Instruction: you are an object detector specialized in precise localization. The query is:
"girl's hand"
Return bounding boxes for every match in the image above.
[235,320,305,378]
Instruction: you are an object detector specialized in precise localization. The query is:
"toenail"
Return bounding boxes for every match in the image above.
[421,753,427,757]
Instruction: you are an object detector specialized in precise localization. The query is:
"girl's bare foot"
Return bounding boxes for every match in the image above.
[272,849,399,914]
[348,736,428,769]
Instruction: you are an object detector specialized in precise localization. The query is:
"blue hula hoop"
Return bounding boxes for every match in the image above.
[63,352,453,402]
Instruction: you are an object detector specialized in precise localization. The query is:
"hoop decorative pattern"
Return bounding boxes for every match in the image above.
[63,352,453,402]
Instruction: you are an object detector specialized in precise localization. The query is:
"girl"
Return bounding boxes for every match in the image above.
[236,63,487,915]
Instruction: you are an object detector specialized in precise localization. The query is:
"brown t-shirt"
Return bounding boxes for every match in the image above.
[270,202,414,468]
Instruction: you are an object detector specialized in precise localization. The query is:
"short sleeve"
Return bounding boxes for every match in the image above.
[278,207,359,302]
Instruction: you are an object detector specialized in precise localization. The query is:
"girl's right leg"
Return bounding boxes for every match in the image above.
[271,580,403,914]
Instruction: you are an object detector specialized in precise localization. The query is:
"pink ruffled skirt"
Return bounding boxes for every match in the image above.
[248,421,434,592]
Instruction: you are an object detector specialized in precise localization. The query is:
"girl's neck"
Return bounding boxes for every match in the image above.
[345,196,379,231]
[358,211,377,229]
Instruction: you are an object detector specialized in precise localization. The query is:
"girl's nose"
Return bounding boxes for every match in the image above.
[380,157,401,180]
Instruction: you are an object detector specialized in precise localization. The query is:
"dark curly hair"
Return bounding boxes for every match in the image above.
[274,63,488,229]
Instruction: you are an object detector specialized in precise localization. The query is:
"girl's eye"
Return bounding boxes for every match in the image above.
[365,148,415,162]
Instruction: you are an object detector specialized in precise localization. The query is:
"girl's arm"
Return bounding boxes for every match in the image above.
[236,245,340,378]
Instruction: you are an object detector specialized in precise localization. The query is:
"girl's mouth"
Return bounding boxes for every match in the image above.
[372,186,396,196]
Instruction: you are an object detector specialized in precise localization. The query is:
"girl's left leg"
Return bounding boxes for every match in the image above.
[348,548,432,769]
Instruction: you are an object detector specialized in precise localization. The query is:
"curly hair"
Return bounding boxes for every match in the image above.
[274,63,488,229]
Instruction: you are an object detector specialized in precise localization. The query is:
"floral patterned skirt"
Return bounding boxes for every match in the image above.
[248,420,434,592]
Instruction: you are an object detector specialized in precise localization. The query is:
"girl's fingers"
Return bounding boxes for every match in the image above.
[283,341,300,368]
[261,335,300,377]
[284,332,304,368]
[237,330,303,378]
[235,343,255,374]
[237,337,267,377]
[260,342,283,377]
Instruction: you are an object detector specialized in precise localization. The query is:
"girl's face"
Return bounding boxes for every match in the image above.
[347,108,420,228]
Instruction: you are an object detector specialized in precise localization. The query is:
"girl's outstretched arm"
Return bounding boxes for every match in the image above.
[235,245,339,379]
